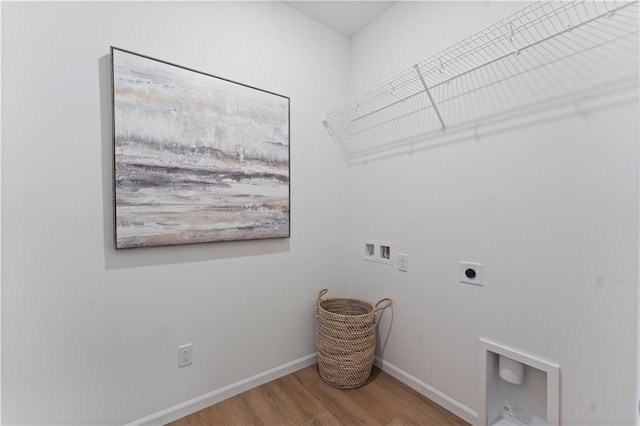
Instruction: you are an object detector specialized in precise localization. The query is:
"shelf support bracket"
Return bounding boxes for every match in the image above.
[321,112,351,162]
[414,64,446,130]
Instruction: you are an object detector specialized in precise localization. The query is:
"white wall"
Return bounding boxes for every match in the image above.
[347,2,639,425]
[1,2,349,424]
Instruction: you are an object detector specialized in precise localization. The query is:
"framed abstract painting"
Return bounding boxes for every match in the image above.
[111,47,290,249]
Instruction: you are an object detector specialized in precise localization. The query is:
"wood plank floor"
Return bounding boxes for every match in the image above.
[169,364,469,426]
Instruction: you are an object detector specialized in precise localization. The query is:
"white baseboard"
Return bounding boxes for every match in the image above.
[125,354,475,426]
[374,357,478,425]
[125,353,318,426]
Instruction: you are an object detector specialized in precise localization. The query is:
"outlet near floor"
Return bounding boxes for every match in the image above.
[178,343,193,368]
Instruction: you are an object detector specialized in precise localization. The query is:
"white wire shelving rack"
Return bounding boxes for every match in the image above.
[322,0,639,164]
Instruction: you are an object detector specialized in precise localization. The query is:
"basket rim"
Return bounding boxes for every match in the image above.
[318,297,375,318]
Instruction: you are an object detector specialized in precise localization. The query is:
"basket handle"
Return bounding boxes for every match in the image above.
[317,288,329,308]
[374,298,392,313]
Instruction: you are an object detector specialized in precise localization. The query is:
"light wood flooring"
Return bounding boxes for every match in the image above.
[169,364,469,425]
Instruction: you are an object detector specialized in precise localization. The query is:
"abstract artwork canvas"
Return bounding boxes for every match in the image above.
[111,47,290,249]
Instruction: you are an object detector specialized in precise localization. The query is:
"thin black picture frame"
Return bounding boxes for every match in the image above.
[111,47,290,249]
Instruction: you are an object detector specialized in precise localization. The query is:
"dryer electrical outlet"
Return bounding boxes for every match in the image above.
[459,261,483,286]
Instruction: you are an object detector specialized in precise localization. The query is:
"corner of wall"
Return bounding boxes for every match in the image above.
[0,1,4,419]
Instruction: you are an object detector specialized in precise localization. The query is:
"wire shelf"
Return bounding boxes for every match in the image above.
[322,0,639,163]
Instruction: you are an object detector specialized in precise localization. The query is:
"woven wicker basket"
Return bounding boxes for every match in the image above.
[316,289,392,389]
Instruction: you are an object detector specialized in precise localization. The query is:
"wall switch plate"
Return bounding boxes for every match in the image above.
[459,261,483,286]
[398,253,409,272]
[178,343,193,368]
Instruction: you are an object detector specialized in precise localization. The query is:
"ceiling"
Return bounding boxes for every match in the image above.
[284,1,395,38]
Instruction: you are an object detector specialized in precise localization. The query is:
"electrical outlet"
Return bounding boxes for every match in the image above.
[398,253,409,272]
[178,343,193,368]
[459,261,483,286]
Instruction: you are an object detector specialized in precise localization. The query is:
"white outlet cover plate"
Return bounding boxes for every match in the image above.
[459,261,483,286]
[179,343,193,367]
[398,253,409,272]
